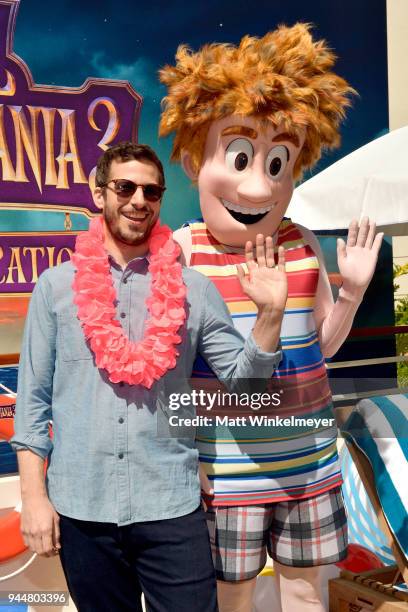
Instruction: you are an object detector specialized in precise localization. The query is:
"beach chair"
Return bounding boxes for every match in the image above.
[329,393,408,610]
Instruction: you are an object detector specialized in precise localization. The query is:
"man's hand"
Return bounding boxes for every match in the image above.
[20,495,60,557]
[337,217,384,294]
[199,462,214,512]
[237,234,288,312]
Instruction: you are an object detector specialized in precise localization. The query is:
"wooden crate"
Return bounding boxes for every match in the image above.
[329,566,408,611]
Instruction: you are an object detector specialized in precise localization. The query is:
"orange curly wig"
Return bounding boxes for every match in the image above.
[159,23,356,178]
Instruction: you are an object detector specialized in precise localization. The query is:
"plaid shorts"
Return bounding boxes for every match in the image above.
[206,486,348,581]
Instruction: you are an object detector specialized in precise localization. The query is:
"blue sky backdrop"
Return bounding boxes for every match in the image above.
[5,0,388,229]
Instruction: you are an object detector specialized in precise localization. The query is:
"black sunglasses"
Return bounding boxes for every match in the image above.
[102,179,166,203]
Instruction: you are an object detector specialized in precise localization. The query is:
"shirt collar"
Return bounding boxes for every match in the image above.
[108,253,150,272]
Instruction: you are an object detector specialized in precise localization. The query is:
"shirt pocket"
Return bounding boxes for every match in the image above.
[58,313,93,361]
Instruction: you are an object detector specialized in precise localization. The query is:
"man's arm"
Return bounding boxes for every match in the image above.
[197,235,286,498]
[174,227,285,353]
[11,273,60,556]
[17,450,60,556]
[198,235,286,388]
[299,219,383,358]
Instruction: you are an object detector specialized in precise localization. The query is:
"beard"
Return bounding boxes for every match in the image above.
[103,205,155,246]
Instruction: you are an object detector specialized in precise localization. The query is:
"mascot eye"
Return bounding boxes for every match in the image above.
[265,145,289,180]
[225,138,254,172]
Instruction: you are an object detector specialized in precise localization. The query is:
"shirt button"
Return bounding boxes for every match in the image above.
[118,417,124,424]
[120,312,126,319]
[123,278,128,284]
[118,453,124,459]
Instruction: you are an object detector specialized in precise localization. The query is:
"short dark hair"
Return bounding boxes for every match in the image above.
[95,142,165,188]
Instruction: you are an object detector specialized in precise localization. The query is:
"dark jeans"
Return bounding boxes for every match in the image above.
[58,505,218,612]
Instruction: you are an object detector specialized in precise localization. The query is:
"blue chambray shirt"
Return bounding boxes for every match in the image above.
[11,257,282,525]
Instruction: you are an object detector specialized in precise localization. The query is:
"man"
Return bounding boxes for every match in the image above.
[159,24,384,611]
[12,142,288,612]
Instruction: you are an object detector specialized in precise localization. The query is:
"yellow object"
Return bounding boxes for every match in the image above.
[259,567,275,577]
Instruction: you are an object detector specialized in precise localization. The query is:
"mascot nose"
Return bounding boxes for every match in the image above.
[237,168,274,203]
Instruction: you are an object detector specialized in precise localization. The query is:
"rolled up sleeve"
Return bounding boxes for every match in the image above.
[10,273,55,458]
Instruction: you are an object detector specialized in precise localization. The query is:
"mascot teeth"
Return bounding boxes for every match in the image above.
[222,199,274,215]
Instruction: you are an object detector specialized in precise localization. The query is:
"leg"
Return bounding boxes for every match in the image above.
[206,505,273,612]
[124,505,217,612]
[217,578,257,612]
[274,563,324,612]
[58,514,143,612]
[269,487,348,612]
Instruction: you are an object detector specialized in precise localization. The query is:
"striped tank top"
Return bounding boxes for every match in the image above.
[189,219,342,506]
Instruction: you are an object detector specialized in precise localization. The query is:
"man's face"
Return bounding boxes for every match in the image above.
[195,115,305,246]
[93,158,162,254]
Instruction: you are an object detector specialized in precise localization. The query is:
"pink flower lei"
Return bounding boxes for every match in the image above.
[72,216,186,388]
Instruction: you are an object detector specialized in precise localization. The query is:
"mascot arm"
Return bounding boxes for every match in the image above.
[297,225,364,359]
[173,226,192,266]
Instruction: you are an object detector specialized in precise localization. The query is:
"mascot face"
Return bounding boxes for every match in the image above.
[195,115,304,246]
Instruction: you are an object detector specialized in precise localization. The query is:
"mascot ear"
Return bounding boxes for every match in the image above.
[181,150,197,180]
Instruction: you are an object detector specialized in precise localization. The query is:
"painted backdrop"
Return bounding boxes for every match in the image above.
[0,0,389,356]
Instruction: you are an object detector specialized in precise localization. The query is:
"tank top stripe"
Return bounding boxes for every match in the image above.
[189,219,341,505]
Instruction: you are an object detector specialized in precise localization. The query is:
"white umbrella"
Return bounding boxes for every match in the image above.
[287,126,408,235]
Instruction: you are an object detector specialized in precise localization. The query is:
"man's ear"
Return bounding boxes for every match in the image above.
[181,150,197,181]
[93,187,105,211]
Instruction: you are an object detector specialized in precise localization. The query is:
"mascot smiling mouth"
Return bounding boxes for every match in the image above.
[228,210,269,224]
[221,198,275,225]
